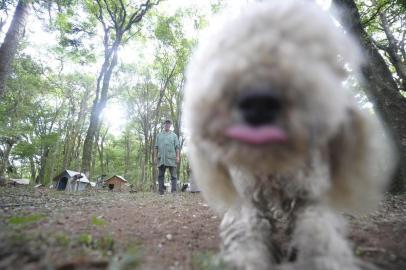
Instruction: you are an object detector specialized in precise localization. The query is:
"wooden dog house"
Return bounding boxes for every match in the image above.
[104,175,128,191]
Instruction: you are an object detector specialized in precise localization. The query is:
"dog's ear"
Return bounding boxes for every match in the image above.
[326,108,396,214]
[188,144,238,213]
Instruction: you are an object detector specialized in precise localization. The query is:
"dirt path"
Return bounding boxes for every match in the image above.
[0,187,221,270]
[0,186,405,270]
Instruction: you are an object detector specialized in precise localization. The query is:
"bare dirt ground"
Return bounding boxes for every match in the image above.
[0,186,405,270]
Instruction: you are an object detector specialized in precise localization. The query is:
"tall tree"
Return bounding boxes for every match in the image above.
[125,70,158,187]
[0,54,41,180]
[333,0,406,192]
[0,0,30,97]
[81,0,161,178]
[374,3,406,92]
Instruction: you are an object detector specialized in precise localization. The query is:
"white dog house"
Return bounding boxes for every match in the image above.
[10,178,30,185]
[53,170,90,191]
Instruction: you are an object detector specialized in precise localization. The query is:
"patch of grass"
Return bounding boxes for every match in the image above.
[8,214,46,225]
[91,215,107,226]
[96,234,114,251]
[77,233,93,247]
[108,246,143,270]
[55,234,71,247]
[191,251,226,270]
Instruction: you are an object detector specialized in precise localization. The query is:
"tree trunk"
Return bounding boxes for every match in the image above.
[378,11,406,91]
[82,0,160,179]
[0,0,30,97]
[96,128,108,176]
[333,0,406,193]
[91,144,97,177]
[0,138,15,179]
[124,132,130,177]
[144,137,149,183]
[48,144,59,184]
[91,120,103,177]
[97,142,103,176]
[62,107,75,169]
[141,143,146,187]
[29,156,36,182]
[82,102,102,177]
[62,127,73,169]
[82,47,119,177]
[74,136,83,170]
[135,145,143,189]
[70,87,90,170]
[36,147,50,184]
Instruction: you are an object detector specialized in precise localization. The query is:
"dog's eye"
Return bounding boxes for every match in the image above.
[236,88,282,126]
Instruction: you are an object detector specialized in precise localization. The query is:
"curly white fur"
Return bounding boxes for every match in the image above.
[183,1,396,270]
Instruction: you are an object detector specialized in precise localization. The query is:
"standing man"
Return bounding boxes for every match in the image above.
[154,119,180,195]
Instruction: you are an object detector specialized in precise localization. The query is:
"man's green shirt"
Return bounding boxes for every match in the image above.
[155,131,180,167]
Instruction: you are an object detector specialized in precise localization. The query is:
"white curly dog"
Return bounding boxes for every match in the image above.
[184,1,396,270]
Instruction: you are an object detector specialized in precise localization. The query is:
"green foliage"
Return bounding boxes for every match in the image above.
[55,233,71,247]
[154,15,182,46]
[55,13,72,32]
[211,1,224,14]
[49,0,97,64]
[40,132,59,147]
[396,0,406,9]
[76,233,115,251]
[77,233,93,246]
[12,141,36,158]
[1,55,44,136]
[91,215,107,226]
[59,231,117,252]
[8,214,46,225]
[96,234,114,251]
[1,0,214,188]
[357,0,405,51]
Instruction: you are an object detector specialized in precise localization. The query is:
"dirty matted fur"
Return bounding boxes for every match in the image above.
[183,1,396,270]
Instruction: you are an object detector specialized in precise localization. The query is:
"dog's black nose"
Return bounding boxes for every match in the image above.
[237,89,282,126]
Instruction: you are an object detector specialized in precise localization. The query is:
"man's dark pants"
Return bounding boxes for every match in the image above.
[158,165,177,194]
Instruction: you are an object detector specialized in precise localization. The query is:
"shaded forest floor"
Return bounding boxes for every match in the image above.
[0,186,405,270]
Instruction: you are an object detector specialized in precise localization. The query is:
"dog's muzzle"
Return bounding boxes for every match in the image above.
[224,87,288,145]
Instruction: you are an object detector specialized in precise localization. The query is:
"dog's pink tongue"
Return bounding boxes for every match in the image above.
[225,125,287,145]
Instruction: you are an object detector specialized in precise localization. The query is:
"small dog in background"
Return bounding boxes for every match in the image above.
[184,1,396,270]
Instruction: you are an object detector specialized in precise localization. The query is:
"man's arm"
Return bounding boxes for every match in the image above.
[174,134,180,164]
[154,148,158,164]
[176,149,180,164]
[154,134,159,164]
